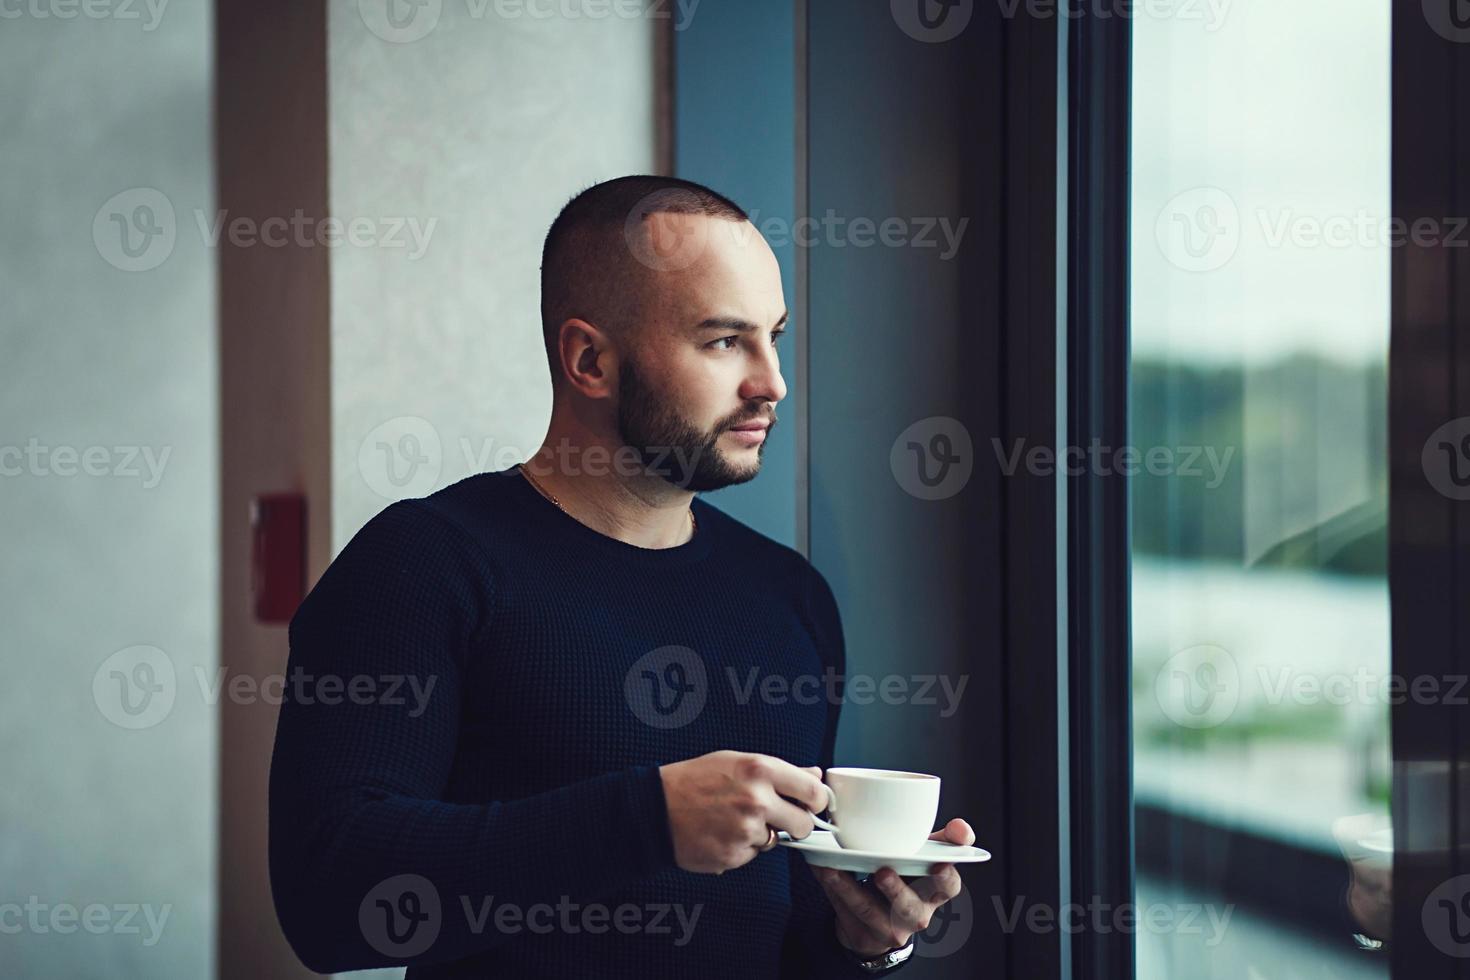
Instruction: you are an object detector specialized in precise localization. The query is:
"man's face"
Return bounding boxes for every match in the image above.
[616,213,788,493]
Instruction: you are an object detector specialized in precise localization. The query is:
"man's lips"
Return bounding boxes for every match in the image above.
[727,419,771,445]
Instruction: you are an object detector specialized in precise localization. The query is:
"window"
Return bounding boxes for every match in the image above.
[1130,1,1391,974]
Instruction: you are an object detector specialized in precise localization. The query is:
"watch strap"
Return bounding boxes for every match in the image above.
[844,936,916,973]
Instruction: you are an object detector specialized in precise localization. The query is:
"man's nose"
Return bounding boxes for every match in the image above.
[741,342,788,405]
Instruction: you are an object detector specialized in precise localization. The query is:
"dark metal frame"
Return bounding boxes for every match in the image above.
[1065,6,1135,980]
[987,5,1137,977]
[996,4,1070,978]
[1390,4,1470,977]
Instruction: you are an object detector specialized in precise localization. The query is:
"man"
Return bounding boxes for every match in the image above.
[268,175,973,977]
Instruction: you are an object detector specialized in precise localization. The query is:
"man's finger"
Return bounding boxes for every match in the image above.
[766,759,829,815]
[817,868,905,946]
[820,884,887,957]
[761,789,818,840]
[928,817,975,845]
[916,864,963,899]
[873,869,929,934]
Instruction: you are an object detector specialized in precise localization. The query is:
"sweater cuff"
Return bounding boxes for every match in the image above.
[623,763,678,874]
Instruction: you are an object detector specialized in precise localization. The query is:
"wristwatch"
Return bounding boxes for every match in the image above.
[1339,883,1388,953]
[841,935,916,973]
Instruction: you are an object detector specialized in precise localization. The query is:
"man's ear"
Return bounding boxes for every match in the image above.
[557,317,616,398]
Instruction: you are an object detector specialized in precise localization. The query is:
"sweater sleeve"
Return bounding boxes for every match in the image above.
[779,563,915,977]
[267,499,677,974]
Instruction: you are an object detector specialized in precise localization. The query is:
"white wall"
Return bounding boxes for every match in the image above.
[329,0,661,545]
[0,5,217,978]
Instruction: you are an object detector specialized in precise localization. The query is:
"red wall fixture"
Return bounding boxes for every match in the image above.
[250,493,305,624]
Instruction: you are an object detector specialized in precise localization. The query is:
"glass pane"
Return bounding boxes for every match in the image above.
[1130,1,1391,976]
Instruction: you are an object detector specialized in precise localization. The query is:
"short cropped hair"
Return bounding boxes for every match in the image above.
[538,175,749,386]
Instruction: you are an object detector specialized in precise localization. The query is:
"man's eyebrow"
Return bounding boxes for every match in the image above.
[692,312,790,333]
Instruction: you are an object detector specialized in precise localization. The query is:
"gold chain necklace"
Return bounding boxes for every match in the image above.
[517,462,697,537]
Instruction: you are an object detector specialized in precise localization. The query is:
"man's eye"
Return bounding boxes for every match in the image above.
[709,332,784,351]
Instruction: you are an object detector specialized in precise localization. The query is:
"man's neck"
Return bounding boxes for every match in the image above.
[520,442,696,549]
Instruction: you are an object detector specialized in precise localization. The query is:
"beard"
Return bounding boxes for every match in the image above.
[616,356,773,493]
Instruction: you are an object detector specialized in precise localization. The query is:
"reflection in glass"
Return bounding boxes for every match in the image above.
[1130,1,1390,975]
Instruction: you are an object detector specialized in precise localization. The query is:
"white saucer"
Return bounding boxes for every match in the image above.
[776,829,992,876]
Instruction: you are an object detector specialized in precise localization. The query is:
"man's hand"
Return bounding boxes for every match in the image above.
[813,817,973,958]
[1332,813,1392,940]
[659,751,828,875]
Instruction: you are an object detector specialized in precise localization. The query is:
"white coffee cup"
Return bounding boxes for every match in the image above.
[810,767,940,854]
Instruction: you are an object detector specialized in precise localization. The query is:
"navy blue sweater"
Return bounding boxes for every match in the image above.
[267,466,894,978]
